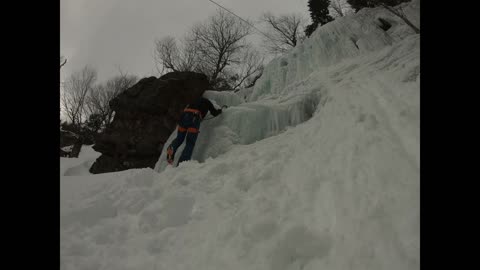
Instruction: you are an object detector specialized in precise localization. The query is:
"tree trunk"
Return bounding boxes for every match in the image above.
[70,137,83,158]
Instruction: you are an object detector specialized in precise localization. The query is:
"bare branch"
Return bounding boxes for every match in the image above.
[153,9,262,90]
[61,66,97,126]
[85,71,138,127]
[190,9,252,87]
[330,0,354,17]
[154,36,181,73]
[259,13,307,55]
[367,0,420,33]
[230,45,264,90]
[379,3,420,33]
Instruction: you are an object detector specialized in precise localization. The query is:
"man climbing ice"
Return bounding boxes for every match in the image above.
[166,95,223,166]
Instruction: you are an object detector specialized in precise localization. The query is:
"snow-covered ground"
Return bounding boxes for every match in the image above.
[61,1,420,269]
[60,145,101,176]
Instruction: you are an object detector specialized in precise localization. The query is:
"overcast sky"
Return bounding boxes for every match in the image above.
[60,0,310,83]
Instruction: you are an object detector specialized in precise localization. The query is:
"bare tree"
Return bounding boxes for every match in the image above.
[329,0,354,18]
[180,36,202,72]
[228,45,264,90]
[86,71,137,128]
[154,35,201,75]
[61,66,97,126]
[259,13,307,55]
[190,9,252,88]
[85,84,107,122]
[153,9,263,90]
[154,36,181,73]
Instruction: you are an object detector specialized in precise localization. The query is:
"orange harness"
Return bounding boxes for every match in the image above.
[178,108,202,133]
[184,108,203,118]
[178,126,199,133]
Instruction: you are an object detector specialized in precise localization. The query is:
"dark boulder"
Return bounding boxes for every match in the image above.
[90,71,210,174]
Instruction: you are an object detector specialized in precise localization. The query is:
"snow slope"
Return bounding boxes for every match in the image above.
[60,145,101,176]
[61,1,419,270]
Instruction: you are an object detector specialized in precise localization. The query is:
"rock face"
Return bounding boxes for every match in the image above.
[60,129,80,157]
[60,129,79,148]
[90,72,210,174]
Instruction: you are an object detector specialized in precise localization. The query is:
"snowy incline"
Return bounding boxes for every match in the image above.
[61,1,419,270]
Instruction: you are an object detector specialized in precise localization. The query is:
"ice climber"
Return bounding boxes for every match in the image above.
[166,96,223,166]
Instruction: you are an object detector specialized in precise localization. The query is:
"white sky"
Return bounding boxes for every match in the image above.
[60,0,310,83]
